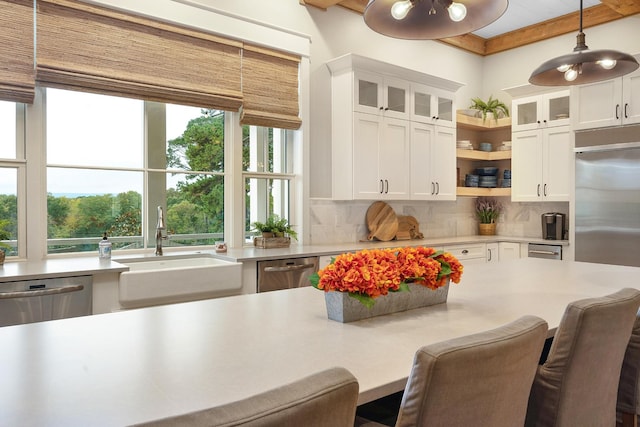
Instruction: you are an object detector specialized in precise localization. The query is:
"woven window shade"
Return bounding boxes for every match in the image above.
[36,0,242,110]
[241,44,301,130]
[0,0,35,104]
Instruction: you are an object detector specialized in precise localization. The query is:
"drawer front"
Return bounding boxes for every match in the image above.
[443,244,485,260]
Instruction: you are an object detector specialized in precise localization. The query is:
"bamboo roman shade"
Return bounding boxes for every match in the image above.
[241,44,302,130]
[0,0,35,104]
[35,0,243,111]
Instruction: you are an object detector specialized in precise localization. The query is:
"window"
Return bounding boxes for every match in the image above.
[0,100,23,257]
[243,125,294,241]
[45,89,226,254]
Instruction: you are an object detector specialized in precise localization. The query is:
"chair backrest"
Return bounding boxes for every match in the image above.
[617,310,640,426]
[526,288,640,427]
[134,367,359,427]
[395,315,548,427]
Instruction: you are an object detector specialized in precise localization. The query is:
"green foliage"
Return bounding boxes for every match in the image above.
[0,219,11,251]
[475,197,503,224]
[469,95,510,122]
[251,214,298,240]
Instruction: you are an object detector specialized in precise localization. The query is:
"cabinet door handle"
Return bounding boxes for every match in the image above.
[487,248,492,262]
[431,182,435,195]
[537,184,541,197]
[625,103,629,119]
[384,179,389,194]
[380,179,384,194]
[616,104,620,120]
[544,183,547,196]
[436,182,440,195]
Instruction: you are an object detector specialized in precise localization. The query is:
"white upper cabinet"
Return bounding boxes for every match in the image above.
[571,66,640,130]
[410,122,456,200]
[512,90,570,132]
[353,112,411,200]
[410,83,456,128]
[354,71,410,120]
[326,53,462,201]
[511,126,571,202]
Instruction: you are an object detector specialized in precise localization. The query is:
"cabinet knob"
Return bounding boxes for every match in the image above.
[384,107,389,111]
[379,106,384,111]
[462,249,469,254]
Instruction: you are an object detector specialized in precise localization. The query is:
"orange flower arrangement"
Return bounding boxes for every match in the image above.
[310,247,463,307]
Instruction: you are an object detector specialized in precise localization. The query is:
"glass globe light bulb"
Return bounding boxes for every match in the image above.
[564,68,578,82]
[391,0,412,20]
[448,2,467,22]
[556,64,571,73]
[598,59,617,70]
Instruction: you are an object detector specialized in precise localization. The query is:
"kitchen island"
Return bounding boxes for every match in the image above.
[1,258,637,426]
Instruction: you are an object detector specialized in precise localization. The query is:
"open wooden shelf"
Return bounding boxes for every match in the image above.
[456,148,511,160]
[456,187,511,197]
[456,112,511,130]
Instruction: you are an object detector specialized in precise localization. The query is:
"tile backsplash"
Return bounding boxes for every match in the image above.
[309,198,569,244]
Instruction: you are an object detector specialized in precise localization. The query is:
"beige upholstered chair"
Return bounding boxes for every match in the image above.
[525,288,640,427]
[134,367,359,427]
[356,315,548,427]
[617,311,640,427]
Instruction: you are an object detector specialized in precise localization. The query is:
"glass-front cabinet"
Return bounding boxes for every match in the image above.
[354,71,409,120]
[411,83,455,128]
[512,90,570,132]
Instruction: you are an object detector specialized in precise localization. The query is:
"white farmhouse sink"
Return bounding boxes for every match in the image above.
[118,254,242,309]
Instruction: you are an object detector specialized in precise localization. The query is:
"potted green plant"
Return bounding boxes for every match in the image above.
[251,214,298,241]
[469,95,510,123]
[475,197,502,235]
[0,219,12,265]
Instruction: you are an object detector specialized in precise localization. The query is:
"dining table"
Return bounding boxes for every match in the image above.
[1,258,639,426]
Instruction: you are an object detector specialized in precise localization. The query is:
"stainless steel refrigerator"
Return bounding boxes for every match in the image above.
[575,146,640,267]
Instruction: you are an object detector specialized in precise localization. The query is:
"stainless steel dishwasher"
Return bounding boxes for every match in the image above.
[528,243,562,260]
[0,276,92,327]
[257,257,319,293]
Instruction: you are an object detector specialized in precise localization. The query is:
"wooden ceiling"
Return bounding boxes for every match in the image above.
[299,0,640,56]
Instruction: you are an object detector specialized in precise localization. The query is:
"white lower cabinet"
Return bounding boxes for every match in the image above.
[444,244,487,265]
[498,242,521,261]
[486,243,499,263]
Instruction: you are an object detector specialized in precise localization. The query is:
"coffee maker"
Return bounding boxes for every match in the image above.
[541,213,566,240]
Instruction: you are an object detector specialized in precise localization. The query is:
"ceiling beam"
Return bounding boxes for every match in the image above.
[299,1,639,56]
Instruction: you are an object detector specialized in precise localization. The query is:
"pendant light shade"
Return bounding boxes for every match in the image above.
[529,0,638,86]
[363,0,508,40]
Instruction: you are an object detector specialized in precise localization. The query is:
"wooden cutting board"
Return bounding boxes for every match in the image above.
[366,201,398,241]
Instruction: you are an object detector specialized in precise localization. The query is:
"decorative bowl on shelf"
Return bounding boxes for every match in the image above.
[479,142,492,152]
[475,167,498,176]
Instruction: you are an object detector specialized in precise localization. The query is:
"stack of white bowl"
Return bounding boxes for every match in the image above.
[497,140,512,151]
[457,140,473,150]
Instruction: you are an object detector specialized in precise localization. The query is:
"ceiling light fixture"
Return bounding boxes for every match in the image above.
[529,0,638,86]
[363,0,508,40]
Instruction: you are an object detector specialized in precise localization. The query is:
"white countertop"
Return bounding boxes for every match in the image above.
[0,258,633,426]
[0,257,127,283]
[214,235,569,262]
[0,235,568,281]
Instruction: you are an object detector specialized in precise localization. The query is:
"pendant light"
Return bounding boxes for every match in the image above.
[529,0,638,86]
[363,0,508,40]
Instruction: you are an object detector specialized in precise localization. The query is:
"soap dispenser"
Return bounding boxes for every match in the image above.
[98,232,112,259]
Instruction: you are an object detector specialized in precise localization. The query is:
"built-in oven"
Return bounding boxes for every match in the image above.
[528,243,562,260]
[0,275,92,327]
[257,257,319,293]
